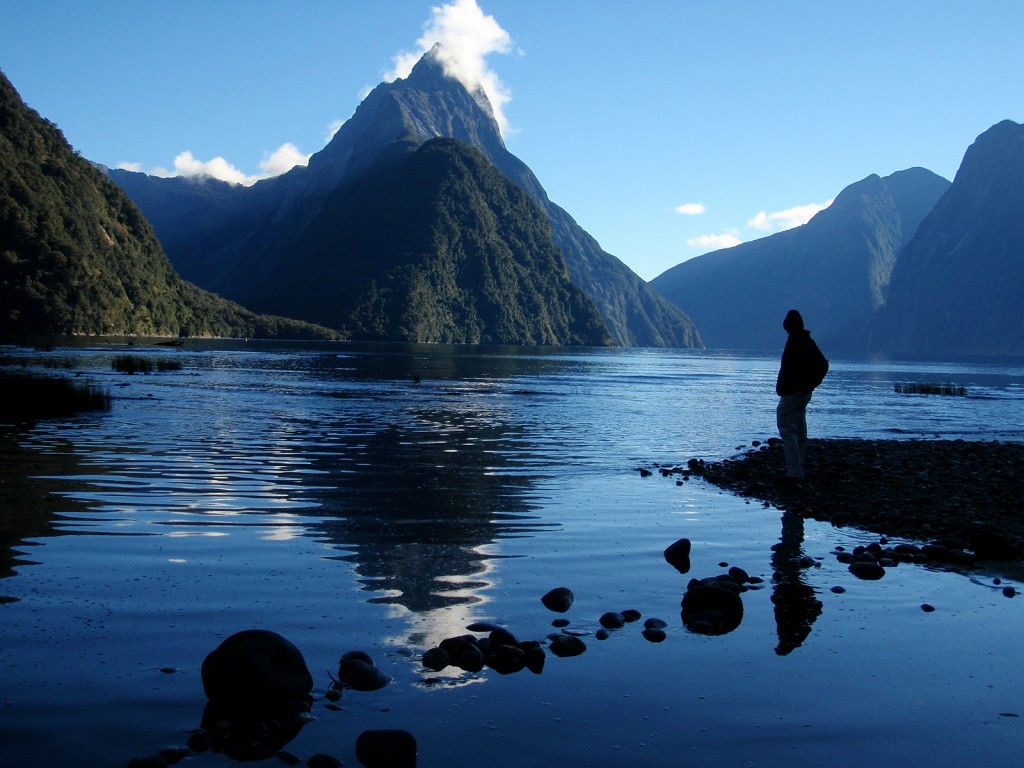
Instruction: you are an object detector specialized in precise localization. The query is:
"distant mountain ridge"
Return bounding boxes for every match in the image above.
[0,70,338,341]
[870,120,1024,356]
[110,46,702,348]
[651,167,951,353]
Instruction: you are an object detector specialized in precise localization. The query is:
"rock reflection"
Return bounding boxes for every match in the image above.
[770,512,823,655]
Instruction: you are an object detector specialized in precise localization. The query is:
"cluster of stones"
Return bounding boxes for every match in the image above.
[833,536,981,581]
[421,624,547,675]
[681,569,752,635]
[127,629,416,768]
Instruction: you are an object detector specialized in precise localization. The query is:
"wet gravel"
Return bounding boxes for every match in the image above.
[660,438,1024,564]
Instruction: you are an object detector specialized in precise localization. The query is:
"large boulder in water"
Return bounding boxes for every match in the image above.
[201,629,313,709]
[681,582,744,635]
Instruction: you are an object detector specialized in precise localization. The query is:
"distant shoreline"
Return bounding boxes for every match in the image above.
[662,438,1024,566]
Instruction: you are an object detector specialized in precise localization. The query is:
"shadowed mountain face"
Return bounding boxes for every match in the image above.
[870,120,1024,357]
[0,70,338,341]
[110,47,701,348]
[249,137,612,345]
[650,168,950,354]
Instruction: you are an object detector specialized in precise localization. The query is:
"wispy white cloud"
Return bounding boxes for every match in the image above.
[675,202,706,216]
[259,142,311,176]
[687,232,742,250]
[128,141,312,186]
[747,200,832,232]
[150,151,252,185]
[385,0,515,134]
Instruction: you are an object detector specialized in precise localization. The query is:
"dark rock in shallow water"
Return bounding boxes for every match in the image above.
[523,643,546,674]
[338,652,391,691]
[453,643,485,672]
[644,617,668,629]
[642,628,667,643]
[681,583,744,636]
[599,611,626,629]
[849,561,885,580]
[356,729,417,768]
[541,586,575,612]
[549,634,587,657]
[421,647,449,672]
[201,629,313,709]
[664,538,693,573]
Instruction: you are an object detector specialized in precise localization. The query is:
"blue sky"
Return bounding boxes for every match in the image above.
[2,1,1022,280]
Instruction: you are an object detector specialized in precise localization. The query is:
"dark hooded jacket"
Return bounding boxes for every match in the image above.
[776,310,829,396]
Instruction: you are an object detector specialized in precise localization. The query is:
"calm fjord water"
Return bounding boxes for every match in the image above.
[2,342,1023,767]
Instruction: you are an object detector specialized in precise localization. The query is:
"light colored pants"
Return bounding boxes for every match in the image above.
[777,392,812,478]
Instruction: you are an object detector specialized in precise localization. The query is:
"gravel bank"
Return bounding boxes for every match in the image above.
[664,438,1024,564]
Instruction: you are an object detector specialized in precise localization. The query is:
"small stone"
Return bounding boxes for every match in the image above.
[454,644,485,672]
[599,611,626,629]
[642,628,667,643]
[830,585,846,594]
[551,618,570,628]
[595,629,609,640]
[541,587,574,613]
[621,609,642,623]
[422,647,449,672]
[728,566,750,584]
[921,603,936,612]
[848,561,885,580]
[643,618,668,629]
[466,621,504,632]
[549,635,587,657]
[338,654,391,691]
[664,538,692,573]
[1003,586,1017,598]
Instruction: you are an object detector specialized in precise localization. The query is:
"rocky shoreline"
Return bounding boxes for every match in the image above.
[658,438,1024,566]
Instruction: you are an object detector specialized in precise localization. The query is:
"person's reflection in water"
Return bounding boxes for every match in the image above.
[771,511,823,655]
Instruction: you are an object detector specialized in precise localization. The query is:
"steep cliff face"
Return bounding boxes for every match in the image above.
[110,47,701,348]
[871,120,1024,356]
[651,168,950,353]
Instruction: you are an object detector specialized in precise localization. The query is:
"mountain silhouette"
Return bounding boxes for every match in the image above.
[650,168,950,353]
[0,70,338,341]
[870,120,1024,356]
[110,46,701,348]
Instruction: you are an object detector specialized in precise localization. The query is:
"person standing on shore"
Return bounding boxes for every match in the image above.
[775,309,828,481]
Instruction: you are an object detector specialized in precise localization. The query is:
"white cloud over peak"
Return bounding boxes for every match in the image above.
[385,0,515,134]
[687,232,742,250]
[675,202,706,216]
[747,200,832,232]
[152,151,252,185]
[125,141,312,186]
[259,143,312,177]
